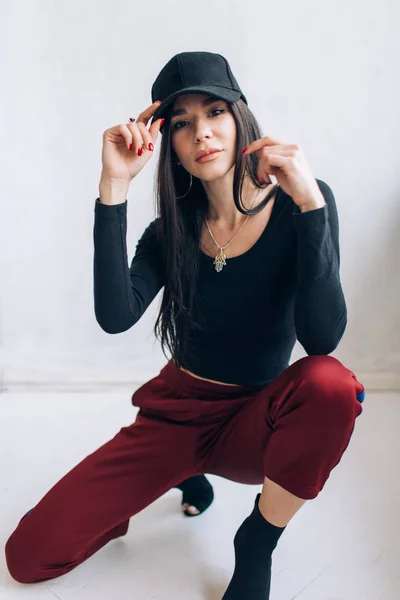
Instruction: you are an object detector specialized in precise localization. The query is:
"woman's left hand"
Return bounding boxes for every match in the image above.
[241,136,326,211]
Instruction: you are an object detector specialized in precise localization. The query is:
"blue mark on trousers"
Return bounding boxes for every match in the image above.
[356,390,366,403]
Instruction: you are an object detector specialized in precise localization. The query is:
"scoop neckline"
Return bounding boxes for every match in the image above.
[199,185,282,262]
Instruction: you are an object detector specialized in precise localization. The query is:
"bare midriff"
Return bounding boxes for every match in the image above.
[178,366,241,386]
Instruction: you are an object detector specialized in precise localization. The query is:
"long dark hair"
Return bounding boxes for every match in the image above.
[152,97,278,368]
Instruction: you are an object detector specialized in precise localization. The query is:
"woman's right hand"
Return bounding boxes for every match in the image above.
[100,100,164,183]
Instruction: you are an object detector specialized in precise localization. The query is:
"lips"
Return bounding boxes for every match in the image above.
[195,148,222,161]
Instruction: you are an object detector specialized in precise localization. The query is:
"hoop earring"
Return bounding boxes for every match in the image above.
[176,168,193,199]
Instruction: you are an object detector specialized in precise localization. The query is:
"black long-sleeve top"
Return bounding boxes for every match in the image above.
[93,178,346,388]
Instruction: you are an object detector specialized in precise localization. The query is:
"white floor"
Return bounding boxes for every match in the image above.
[1,390,399,600]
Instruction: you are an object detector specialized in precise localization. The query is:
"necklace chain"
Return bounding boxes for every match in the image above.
[205,187,263,272]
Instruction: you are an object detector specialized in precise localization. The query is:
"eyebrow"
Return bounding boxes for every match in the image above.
[171,96,222,118]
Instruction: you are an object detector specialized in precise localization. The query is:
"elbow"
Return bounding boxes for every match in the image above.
[304,339,340,356]
[94,311,138,334]
[97,323,132,334]
[301,312,347,356]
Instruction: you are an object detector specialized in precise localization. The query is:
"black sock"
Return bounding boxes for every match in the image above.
[174,475,214,515]
[222,493,286,600]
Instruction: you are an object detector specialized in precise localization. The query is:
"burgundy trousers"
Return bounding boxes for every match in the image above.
[5,355,364,584]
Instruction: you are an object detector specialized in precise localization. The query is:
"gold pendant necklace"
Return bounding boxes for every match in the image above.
[205,187,262,272]
[213,250,227,272]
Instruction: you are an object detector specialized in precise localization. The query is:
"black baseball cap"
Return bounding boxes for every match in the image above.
[151,51,248,129]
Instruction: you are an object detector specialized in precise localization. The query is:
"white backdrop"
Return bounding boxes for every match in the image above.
[1,0,399,392]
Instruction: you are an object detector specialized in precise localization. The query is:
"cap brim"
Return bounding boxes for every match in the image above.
[151,86,242,126]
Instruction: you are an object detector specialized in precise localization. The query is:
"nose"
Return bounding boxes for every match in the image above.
[193,120,212,142]
[195,131,211,142]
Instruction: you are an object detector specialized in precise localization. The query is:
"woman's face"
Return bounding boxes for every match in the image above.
[169,93,237,181]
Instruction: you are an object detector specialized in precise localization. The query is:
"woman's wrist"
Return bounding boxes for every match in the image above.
[99,177,130,205]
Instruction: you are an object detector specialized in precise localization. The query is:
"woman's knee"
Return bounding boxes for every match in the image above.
[5,512,67,584]
[5,529,42,584]
[292,355,362,417]
[293,354,344,379]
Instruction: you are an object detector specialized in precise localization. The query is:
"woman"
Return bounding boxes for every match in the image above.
[5,51,365,600]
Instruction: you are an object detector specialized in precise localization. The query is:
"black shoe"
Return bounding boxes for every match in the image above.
[174,475,215,517]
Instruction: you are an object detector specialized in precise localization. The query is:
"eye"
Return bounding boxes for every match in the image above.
[172,108,226,131]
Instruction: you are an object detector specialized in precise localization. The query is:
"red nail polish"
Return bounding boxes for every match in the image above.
[129,143,133,151]
[138,147,142,156]
[241,147,248,154]
[148,143,154,151]
[160,118,165,127]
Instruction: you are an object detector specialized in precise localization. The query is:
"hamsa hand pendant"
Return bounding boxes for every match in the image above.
[213,251,227,272]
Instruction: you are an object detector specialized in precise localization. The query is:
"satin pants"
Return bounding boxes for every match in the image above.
[5,355,365,583]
